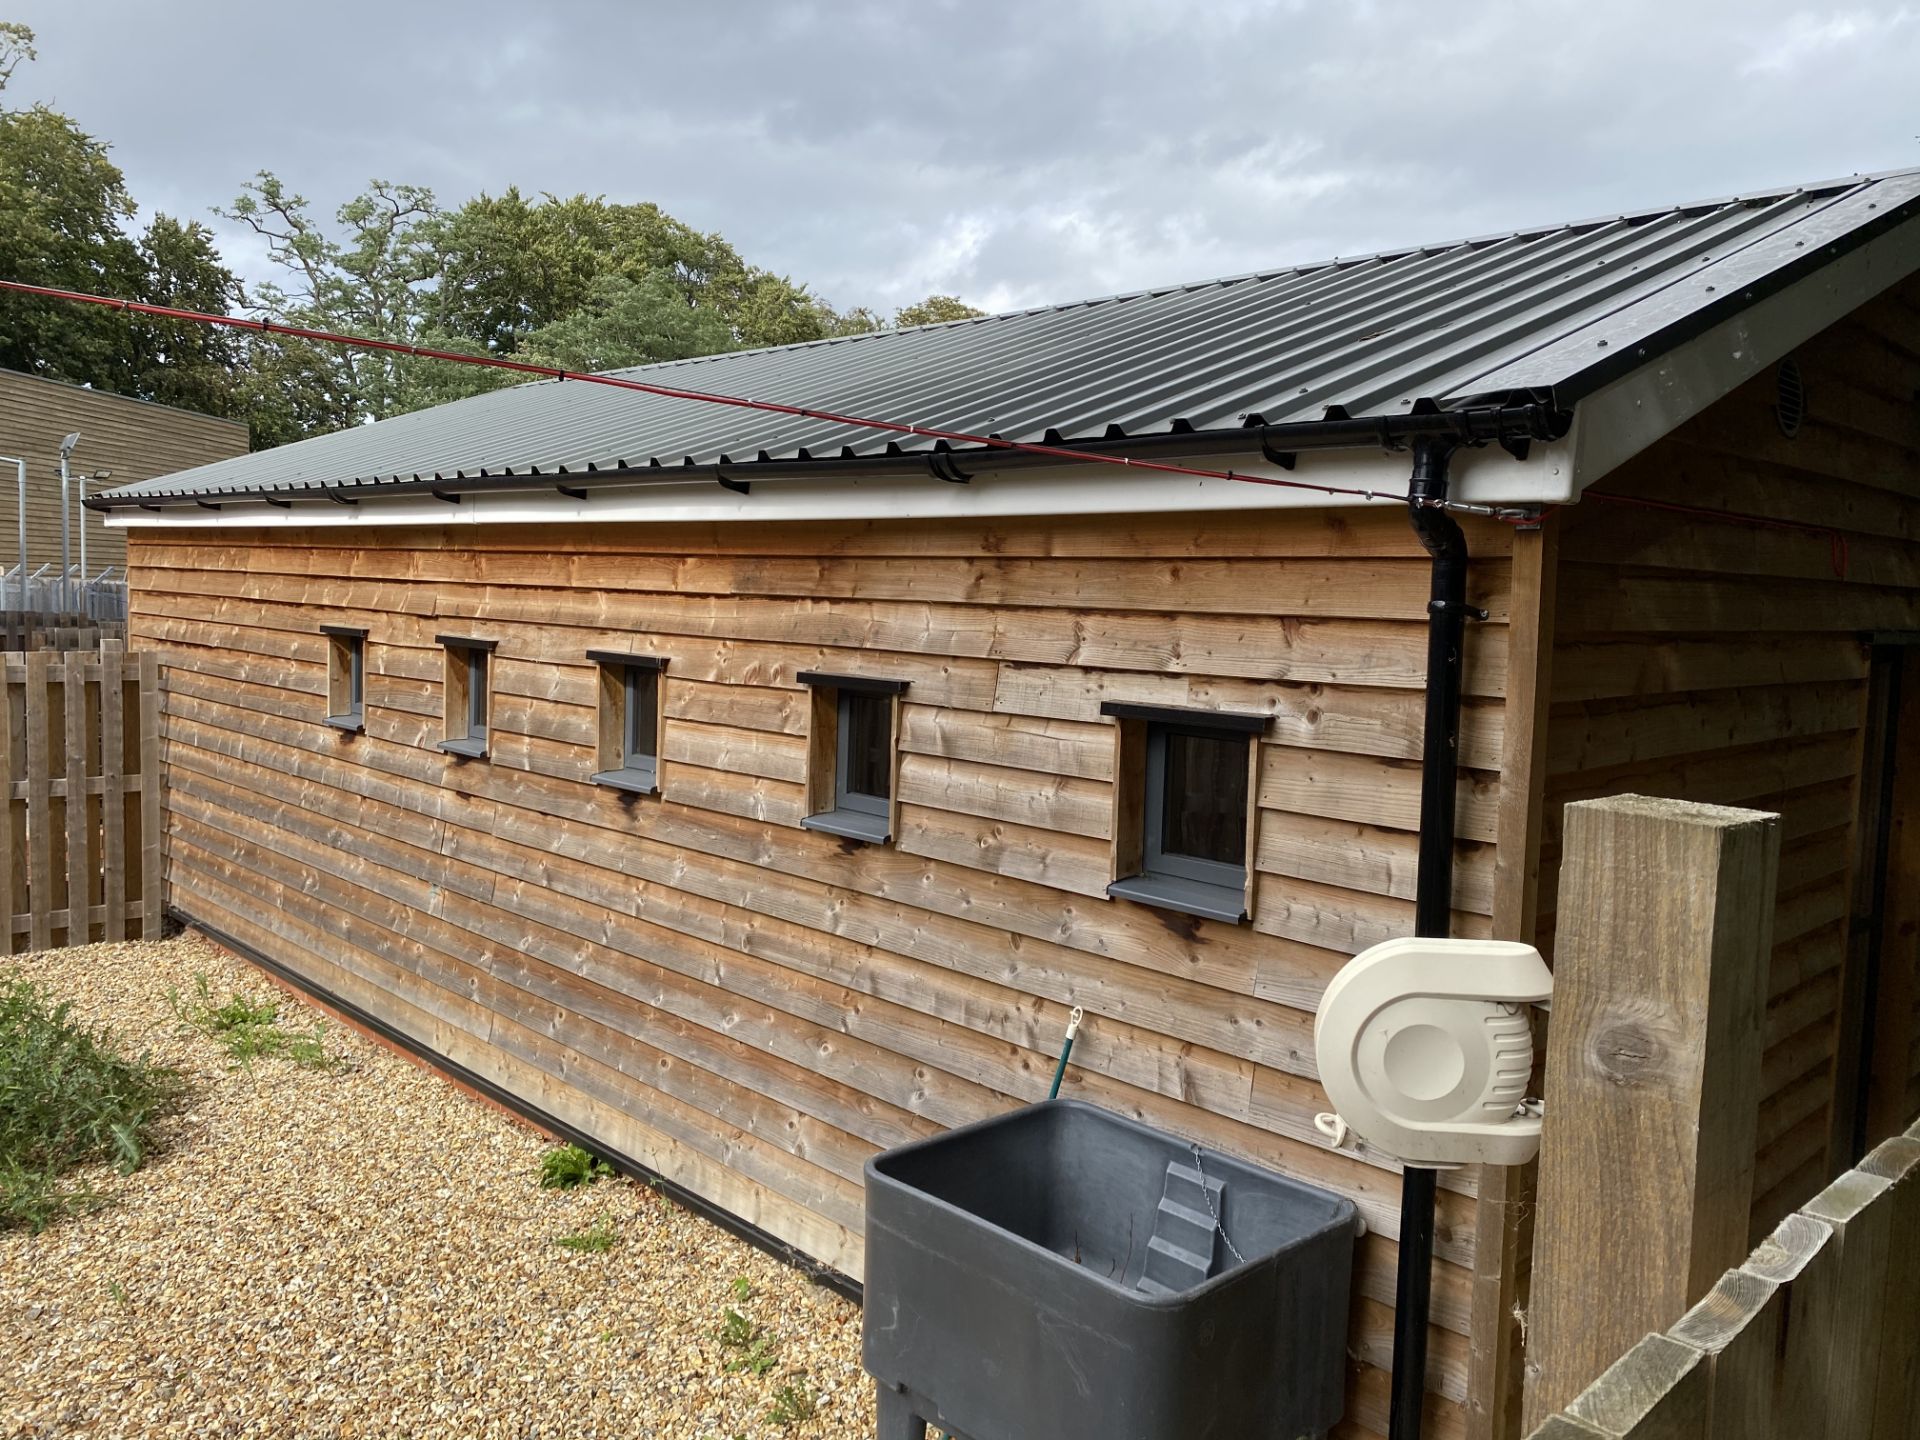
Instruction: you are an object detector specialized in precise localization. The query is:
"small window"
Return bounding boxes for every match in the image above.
[438,635,496,759]
[321,625,366,732]
[588,649,665,794]
[1101,701,1264,924]
[798,671,907,844]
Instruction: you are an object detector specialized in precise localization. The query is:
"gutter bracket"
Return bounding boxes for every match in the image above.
[927,452,973,484]
[715,472,751,495]
[430,489,461,504]
[1258,437,1297,471]
[555,483,588,500]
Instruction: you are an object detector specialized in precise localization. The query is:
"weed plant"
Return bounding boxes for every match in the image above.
[0,974,182,1231]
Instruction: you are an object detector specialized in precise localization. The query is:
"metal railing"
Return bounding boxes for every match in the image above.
[0,565,128,622]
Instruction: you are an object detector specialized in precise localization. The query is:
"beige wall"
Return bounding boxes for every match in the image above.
[0,369,248,583]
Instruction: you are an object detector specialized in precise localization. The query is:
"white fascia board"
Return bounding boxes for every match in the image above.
[106,439,1572,531]
[1563,212,1920,491]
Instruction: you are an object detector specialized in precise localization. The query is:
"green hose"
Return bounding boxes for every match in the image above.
[1047,1006,1084,1100]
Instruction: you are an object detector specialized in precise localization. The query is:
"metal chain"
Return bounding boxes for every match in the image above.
[1188,1142,1245,1267]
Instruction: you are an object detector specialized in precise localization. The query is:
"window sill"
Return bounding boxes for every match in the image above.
[592,766,658,796]
[801,809,890,845]
[324,713,365,733]
[1108,873,1247,925]
[438,736,489,760]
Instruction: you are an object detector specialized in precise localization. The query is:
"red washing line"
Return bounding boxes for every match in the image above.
[0,278,1409,504]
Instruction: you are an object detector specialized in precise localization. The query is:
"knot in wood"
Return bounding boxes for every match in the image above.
[1590,1016,1672,1088]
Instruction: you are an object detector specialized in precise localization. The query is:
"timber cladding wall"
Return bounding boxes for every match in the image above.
[0,369,248,572]
[1541,274,1920,1249]
[130,506,1522,1440]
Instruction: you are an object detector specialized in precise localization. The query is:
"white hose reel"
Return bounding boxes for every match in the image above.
[1313,937,1552,1168]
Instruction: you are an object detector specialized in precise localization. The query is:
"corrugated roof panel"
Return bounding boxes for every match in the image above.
[101,167,1920,501]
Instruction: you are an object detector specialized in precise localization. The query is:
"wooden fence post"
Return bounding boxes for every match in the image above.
[1524,795,1780,1426]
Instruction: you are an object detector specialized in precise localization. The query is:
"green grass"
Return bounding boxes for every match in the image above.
[553,1216,618,1253]
[538,1142,613,1190]
[0,973,183,1232]
[169,973,340,1071]
[766,1382,818,1427]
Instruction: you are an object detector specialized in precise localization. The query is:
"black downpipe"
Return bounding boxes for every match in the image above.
[1390,437,1480,1440]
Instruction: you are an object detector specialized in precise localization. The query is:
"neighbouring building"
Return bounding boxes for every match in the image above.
[0,367,248,593]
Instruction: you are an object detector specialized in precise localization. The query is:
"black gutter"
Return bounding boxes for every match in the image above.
[86,402,1567,511]
[1390,436,1482,1440]
[178,908,864,1305]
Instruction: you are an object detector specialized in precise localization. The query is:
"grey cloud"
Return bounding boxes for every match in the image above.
[8,0,1918,316]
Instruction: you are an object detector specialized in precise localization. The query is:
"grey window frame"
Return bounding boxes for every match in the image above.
[588,649,665,795]
[1100,701,1263,925]
[437,635,496,759]
[320,624,367,732]
[798,671,906,845]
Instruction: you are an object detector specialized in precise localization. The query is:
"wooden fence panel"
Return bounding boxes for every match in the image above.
[0,613,128,652]
[1527,1119,1920,1439]
[1858,1136,1920,1439]
[0,646,163,952]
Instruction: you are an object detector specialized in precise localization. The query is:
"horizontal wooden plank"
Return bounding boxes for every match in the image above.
[1259,747,1499,843]
[896,754,1112,840]
[1552,636,1869,703]
[1558,565,1920,635]
[897,804,1114,898]
[132,548,1516,622]
[131,506,1517,564]
[1546,683,1864,774]
[1254,810,1496,916]
[898,705,1114,780]
[661,720,808,782]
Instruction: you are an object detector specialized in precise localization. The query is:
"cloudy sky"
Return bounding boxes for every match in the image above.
[8,1,1919,316]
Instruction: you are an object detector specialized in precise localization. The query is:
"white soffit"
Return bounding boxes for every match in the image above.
[106,440,1572,531]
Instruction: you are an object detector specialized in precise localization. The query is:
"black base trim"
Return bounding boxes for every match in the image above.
[176,907,864,1305]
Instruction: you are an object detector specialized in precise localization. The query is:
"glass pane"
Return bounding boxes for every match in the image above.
[1160,730,1246,865]
[624,667,657,763]
[840,692,891,802]
[468,650,488,738]
[348,638,364,708]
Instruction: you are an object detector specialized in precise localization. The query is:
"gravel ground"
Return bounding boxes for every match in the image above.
[0,934,870,1440]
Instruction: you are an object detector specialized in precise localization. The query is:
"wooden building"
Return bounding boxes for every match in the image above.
[0,367,247,578]
[93,169,1920,1440]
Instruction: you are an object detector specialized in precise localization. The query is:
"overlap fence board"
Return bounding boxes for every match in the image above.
[0,612,128,651]
[1527,1123,1920,1439]
[0,643,163,951]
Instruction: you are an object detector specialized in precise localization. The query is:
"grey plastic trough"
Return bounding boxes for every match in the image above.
[862,1099,1359,1440]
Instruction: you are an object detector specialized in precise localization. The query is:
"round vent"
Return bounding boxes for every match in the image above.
[1776,357,1806,439]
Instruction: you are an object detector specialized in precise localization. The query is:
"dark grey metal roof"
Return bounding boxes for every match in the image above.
[100,166,1920,504]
